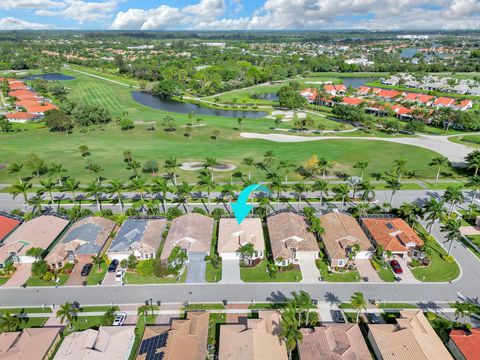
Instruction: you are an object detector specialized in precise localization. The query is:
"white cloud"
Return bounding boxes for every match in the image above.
[0,17,54,30]
[36,0,118,24]
[0,0,64,9]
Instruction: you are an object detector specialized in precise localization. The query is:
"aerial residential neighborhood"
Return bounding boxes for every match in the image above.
[0,2,480,359]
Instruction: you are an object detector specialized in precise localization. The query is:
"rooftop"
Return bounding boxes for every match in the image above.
[0,327,61,360]
[218,218,265,253]
[449,328,480,360]
[0,213,22,243]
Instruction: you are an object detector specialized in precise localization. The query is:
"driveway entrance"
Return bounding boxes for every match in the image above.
[65,255,91,286]
[392,255,419,283]
[185,252,206,283]
[220,259,241,284]
[3,263,32,287]
[297,252,320,283]
[355,259,381,282]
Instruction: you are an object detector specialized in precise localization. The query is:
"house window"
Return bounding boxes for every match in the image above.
[338,259,346,267]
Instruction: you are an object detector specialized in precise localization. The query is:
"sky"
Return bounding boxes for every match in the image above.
[0,0,479,31]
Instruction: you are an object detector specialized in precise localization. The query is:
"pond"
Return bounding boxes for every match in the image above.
[400,48,418,59]
[132,91,267,119]
[24,73,75,81]
[340,77,375,88]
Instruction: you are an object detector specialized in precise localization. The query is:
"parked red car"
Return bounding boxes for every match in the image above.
[390,260,403,274]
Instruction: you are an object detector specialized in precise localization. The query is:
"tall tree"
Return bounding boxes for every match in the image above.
[86,181,103,213]
[197,170,216,206]
[442,186,464,215]
[385,178,402,206]
[466,176,480,207]
[350,291,367,323]
[151,178,170,213]
[10,181,32,208]
[353,161,369,180]
[8,162,23,184]
[332,183,350,211]
[164,157,180,186]
[108,179,125,213]
[441,218,462,256]
[392,159,408,182]
[39,178,56,208]
[423,197,445,234]
[278,159,294,184]
[429,156,449,186]
[312,179,329,211]
[56,302,79,331]
[293,182,308,211]
[317,157,333,179]
[64,178,80,207]
[242,156,255,181]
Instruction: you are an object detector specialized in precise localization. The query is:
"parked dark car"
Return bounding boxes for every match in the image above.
[332,310,346,323]
[80,263,93,276]
[108,259,119,273]
[390,259,403,274]
[365,313,381,324]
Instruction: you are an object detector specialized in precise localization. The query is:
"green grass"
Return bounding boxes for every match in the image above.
[18,317,49,328]
[411,225,460,282]
[205,261,222,283]
[316,259,360,282]
[86,262,108,285]
[0,307,52,314]
[26,274,69,287]
[422,180,465,190]
[378,303,418,309]
[208,313,226,348]
[124,270,187,284]
[0,276,10,286]
[80,305,120,312]
[0,68,448,183]
[68,316,104,333]
[248,302,278,310]
[183,303,225,310]
[240,260,302,282]
[128,315,146,360]
[467,235,480,248]
[376,265,397,282]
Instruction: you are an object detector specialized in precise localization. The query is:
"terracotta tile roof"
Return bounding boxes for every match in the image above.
[8,82,29,91]
[218,218,265,253]
[368,311,452,360]
[319,212,373,262]
[0,214,21,242]
[0,327,61,359]
[361,217,423,252]
[458,99,473,108]
[417,94,434,103]
[267,212,319,261]
[324,84,347,94]
[219,311,287,360]
[5,112,40,121]
[434,97,455,107]
[392,105,412,115]
[298,324,370,360]
[25,102,58,114]
[8,90,38,100]
[161,213,214,260]
[342,97,363,106]
[377,89,401,98]
[405,93,421,101]
[300,88,318,101]
[449,328,480,360]
[137,312,209,360]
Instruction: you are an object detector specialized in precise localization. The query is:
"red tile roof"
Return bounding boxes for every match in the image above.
[324,84,347,93]
[392,105,411,115]
[25,103,58,113]
[361,217,423,252]
[8,82,29,91]
[300,88,318,101]
[8,90,38,100]
[357,86,370,95]
[405,93,420,101]
[417,94,434,103]
[5,112,40,120]
[458,99,472,108]
[450,328,480,360]
[342,97,363,106]
[377,89,401,98]
[0,214,21,242]
[434,97,455,107]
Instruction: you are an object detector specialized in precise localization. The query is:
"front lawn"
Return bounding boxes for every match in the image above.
[379,303,418,309]
[0,276,10,286]
[370,258,396,282]
[316,259,360,282]
[184,304,225,311]
[208,313,226,351]
[205,261,222,282]
[0,307,52,314]
[18,317,49,329]
[86,262,108,285]
[240,260,302,282]
[124,270,187,284]
[26,274,69,287]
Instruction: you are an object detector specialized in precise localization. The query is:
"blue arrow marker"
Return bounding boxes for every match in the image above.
[232,184,270,224]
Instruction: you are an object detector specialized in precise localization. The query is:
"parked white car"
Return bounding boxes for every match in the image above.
[115,269,125,282]
[112,312,127,326]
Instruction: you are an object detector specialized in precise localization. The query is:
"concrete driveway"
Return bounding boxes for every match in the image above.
[355,259,381,282]
[102,270,119,285]
[185,252,206,283]
[221,259,241,284]
[391,256,419,283]
[3,263,32,288]
[65,256,91,286]
[297,253,321,283]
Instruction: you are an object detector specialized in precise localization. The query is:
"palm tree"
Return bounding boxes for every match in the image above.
[8,162,23,183]
[359,180,375,203]
[39,178,57,208]
[197,171,216,206]
[86,181,103,213]
[232,171,245,184]
[392,159,408,182]
[350,291,367,323]
[466,153,480,176]
[176,182,193,213]
[10,181,32,208]
[429,156,449,186]
[237,242,255,265]
[466,176,480,207]
[332,183,350,211]
[28,195,43,214]
[48,163,66,186]
[126,160,142,179]
[353,161,369,180]
[281,309,303,360]
[131,177,148,212]
[263,151,276,169]
[317,157,333,179]
[91,254,103,271]
[278,160,294,184]
[443,186,464,215]
[398,202,422,226]
[0,312,21,332]
[242,157,255,181]
[441,218,461,256]
[137,305,150,322]
[270,179,287,211]
[203,157,218,180]
[220,184,236,212]
[293,182,308,211]
[237,117,245,131]
[90,163,104,184]
[108,179,125,213]
[385,178,402,206]
[56,302,79,331]
[151,178,170,213]
[423,197,445,234]
[311,179,328,211]
[164,157,180,186]
[64,178,80,207]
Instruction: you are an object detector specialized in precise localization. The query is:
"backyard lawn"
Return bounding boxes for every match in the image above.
[316,259,360,282]
[240,260,302,282]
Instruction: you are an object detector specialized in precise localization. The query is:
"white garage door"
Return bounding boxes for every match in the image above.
[296,251,318,260]
[220,252,240,260]
[356,251,372,260]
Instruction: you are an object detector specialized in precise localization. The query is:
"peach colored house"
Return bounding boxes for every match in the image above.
[0,327,62,360]
[218,218,265,261]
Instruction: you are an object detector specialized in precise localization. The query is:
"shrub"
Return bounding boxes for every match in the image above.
[211,208,225,220]
[167,207,183,220]
[441,254,455,262]
[136,259,155,277]
[31,260,49,278]
[192,207,207,215]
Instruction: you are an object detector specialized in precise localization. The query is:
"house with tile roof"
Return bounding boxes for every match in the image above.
[107,218,166,261]
[368,311,453,360]
[342,97,363,106]
[0,214,70,267]
[0,327,62,360]
[448,328,480,360]
[5,112,42,123]
[360,216,424,259]
[267,212,319,266]
[136,312,209,360]
[300,88,318,103]
[0,212,22,245]
[45,216,116,270]
[218,218,265,262]
[298,324,370,360]
[319,212,374,268]
[218,311,287,360]
[434,97,456,108]
[324,84,347,96]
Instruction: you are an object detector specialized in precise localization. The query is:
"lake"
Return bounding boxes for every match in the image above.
[24,73,75,81]
[132,91,268,119]
[400,48,418,59]
[340,77,375,88]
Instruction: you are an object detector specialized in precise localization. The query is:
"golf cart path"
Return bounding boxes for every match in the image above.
[240,132,474,165]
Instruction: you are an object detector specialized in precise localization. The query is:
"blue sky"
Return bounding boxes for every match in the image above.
[0,0,479,30]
